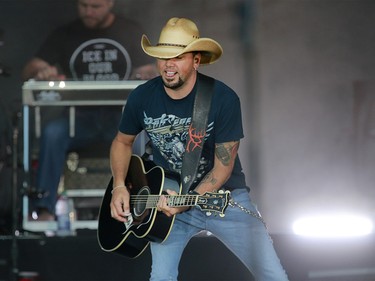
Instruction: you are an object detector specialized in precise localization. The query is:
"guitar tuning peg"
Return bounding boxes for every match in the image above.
[206,212,212,217]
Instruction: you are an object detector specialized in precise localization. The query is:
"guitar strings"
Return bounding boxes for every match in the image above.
[129,195,199,207]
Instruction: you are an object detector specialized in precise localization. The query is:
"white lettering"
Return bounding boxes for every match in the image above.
[104,49,118,61]
[82,74,95,81]
[82,50,102,63]
[88,62,113,74]
[96,73,119,80]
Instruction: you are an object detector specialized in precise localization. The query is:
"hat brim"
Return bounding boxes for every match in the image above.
[141,35,223,64]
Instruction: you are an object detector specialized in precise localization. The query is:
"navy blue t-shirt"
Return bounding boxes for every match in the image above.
[119,73,248,190]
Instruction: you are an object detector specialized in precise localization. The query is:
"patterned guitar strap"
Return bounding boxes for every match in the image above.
[181,73,214,194]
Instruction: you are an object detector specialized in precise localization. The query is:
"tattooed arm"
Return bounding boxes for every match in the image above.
[194,140,240,195]
[157,140,239,217]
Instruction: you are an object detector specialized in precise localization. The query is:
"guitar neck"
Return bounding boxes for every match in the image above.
[166,194,199,208]
[131,194,199,209]
[130,190,229,215]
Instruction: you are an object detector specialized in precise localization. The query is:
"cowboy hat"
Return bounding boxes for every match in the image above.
[141,17,223,64]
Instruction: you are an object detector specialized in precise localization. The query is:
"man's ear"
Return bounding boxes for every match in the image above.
[194,52,201,67]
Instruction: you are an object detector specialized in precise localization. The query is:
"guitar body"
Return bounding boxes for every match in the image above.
[97,155,181,258]
[97,154,230,258]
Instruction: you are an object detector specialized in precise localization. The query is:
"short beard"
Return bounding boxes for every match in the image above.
[82,15,110,29]
[162,77,184,90]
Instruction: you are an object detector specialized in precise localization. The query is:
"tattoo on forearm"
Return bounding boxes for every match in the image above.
[215,142,239,166]
[201,171,217,186]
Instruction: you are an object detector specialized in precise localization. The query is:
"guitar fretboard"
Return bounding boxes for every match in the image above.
[130,194,199,209]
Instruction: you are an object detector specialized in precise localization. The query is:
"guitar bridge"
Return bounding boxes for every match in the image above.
[123,213,134,232]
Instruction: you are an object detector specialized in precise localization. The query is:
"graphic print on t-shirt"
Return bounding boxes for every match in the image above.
[143,111,213,172]
[69,38,131,81]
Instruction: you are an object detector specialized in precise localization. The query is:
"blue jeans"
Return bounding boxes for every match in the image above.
[150,189,289,281]
[33,107,121,213]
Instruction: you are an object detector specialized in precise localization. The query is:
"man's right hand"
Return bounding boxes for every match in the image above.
[110,186,131,223]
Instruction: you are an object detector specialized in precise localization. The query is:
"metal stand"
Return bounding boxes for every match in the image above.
[10,111,21,281]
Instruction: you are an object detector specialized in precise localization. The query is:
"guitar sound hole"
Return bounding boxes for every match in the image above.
[133,186,150,217]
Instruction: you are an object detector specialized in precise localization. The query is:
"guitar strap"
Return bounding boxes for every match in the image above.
[181,73,214,194]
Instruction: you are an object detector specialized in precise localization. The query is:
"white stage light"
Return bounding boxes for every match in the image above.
[59,81,66,88]
[293,214,373,237]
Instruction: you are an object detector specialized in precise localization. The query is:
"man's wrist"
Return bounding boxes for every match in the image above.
[111,185,127,194]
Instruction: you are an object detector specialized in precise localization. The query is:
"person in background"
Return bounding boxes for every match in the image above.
[22,0,157,221]
[109,17,289,280]
[22,0,156,81]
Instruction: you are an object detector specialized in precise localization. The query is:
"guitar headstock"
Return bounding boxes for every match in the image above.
[196,190,230,217]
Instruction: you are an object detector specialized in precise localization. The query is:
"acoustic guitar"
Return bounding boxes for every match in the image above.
[97,154,230,258]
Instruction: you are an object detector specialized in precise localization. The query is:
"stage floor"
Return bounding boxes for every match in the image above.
[1,231,375,281]
[0,231,253,281]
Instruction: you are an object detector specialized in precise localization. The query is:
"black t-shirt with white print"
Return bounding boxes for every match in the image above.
[36,16,152,81]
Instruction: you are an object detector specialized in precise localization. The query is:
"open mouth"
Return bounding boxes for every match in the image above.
[165,71,177,78]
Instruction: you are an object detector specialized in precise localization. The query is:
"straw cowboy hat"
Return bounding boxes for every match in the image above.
[141,17,223,64]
